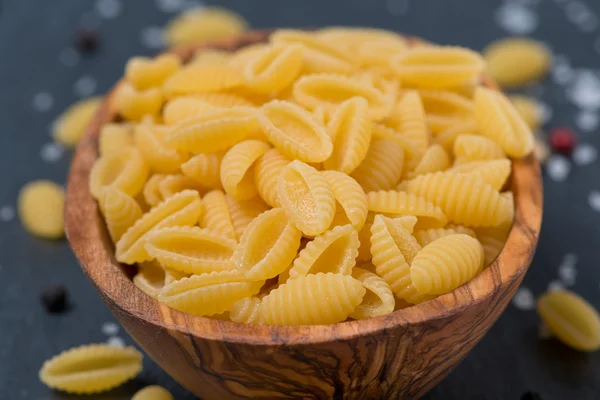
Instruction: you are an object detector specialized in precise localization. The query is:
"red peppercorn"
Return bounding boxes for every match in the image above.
[549,127,577,155]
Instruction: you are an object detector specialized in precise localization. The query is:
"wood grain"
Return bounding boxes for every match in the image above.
[64,30,543,399]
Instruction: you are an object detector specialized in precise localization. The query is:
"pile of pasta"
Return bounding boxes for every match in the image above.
[90,28,533,326]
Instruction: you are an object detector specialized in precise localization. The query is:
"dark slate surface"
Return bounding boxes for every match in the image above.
[1,0,600,398]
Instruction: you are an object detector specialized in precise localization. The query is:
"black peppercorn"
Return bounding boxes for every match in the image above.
[41,284,68,313]
[521,391,543,400]
[75,29,100,53]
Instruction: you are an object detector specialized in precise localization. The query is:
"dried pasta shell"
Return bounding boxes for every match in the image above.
[278,161,336,236]
[414,226,476,247]
[18,180,65,239]
[351,136,404,193]
[98,187,143,243]
[190,49,231,66]
[474,87,534,158]
[225,195,270,241]
[450,159,512,191]
[132,385,174,400]
[350,267,395,319]
[509,95,543,131]
[133,261,168,299]
[167,107,259,153]
[89,148,150,199]
[411,234,483,295]
[39,344,143,394]
[201,190,236,240]
[163,64,244,97]
[323,97,373,174]
[433,120,479,152]
[367,190,447,229]
[258,100,333,163]
[453,134,505,163]
[405,171,512,227]
[125,54,181,90]
[537,290,600,352]
[475,223,512,266]
[391,46,484,89]
[289,224,359,279]
[134,124,188,173]
[371,123,419,170]
[406,144,450,179]
[259,272,365,325]
[114,83,163,122]
[146,226,236,274]
[293,73,391,120]
[143,174,167,207]
[163,97,220,125]
[158,270,263,316]
[180,152,224,189]
[244,44,304,93]
[158,174,204,200]
[322,170,368,231]
[192,92,256,108]
[53,97,102,147]
[253,148,291,207]
[220,140,271,200]
[116,190,203,264]
[99,123,134,156]
[229,296,261,324]
[233,208,302,280]
[420,89,474,134]
[357,36,408,69]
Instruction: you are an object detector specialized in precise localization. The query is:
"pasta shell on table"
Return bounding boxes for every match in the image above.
[321,170,368,231]
[433,120,479,152]
[323,97,373,174]
[390,46,485,89]
[366,190,448,229]
[258,100,333,163]
[158,270,264,317]
[419,89,474,134]
[167,107,260,153]
[163,64,244,97]
[114,83,163,122]
[288,224,359,279]
[162,97,220,125]
[132,385,174,400]
[453,134,505,164]
[180,152,224,190]
[125,54,181,90]
[406,144,451,179]
[89,148,150,199]
[134,123,189,174]
[98,123,134,156]
[414,226,476,247]
[97,187,143,243]
[225,195,270,241]
[244,44,304,93]
[259,272,366,325]
[229,296,262,324]
[411,234,484,295]
[200,190,236,240]
[278,160,336,236]
[449,159,512,191]
[350,267,395,319]
[233,208,302,281]
[474,87,534,158]
[39,344,143,394]
[116,190,203,264]
[145,226,237,274]
[220,140,271,200]
[292,73,392,120]
[18,180,65,240]
[253,148,291,207]
[53,97,102,148]
[350,136,405,193]
[405,171,513,227]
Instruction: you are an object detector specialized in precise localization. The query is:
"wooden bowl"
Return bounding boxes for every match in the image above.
[65,30,543,400]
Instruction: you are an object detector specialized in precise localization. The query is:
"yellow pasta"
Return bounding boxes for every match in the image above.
[167,107,259,153]
[229,296,261,324]
[419,89,474,134]
[259,272,365,325]
[253,148,291,207]
[116,190,203,264]
[475,222,512,266]
[90,147,150,199]
[233,208,302,280]
[414,226,476,247]
[366,190,447,229]
[323,97,373,174]
[449,159,512,191]
[143,174,167,207]
[163,64,244,97]
[391,46,484,89]
[133,261,168,299]
[244,44,304,93]
[159,270,263,316]
[114,83,163,122]
[278,160,336,236]
[39,344,143,394]
[99,123,133,156]
[181,152,224,190]
[407,144,450,178]
[134,123,188,173]
[453,134,505,164]
[225,195,270,240]
[537,290,600,352]
[125,54,181,90]
[433,120,479,152]
[220,140,271,200]
[132,385,174,400]
[350,267,395,319]
[258,100,333,163]
[97,187,143,243]
[145,226,236,274]
[190,49,232,66]
[200,190,236,240]
[162,97,220,126]
[483,38,551,88]
[18,180,65,239]
[474,87,534,158]
[158,174,204,201]
[351,136,404,193]
[509,95,543,132]
[288,224,359,279]
[405,172,512,227]
[321,170,368,231]
[53,97,102,147]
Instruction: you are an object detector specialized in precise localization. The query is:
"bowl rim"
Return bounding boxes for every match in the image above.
[65,29,543,346]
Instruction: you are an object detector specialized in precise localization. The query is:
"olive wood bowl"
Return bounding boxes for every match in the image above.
[65,30,543,400]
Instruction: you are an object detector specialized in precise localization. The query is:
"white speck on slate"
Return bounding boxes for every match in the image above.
[74,75,97,98]
[565,1,591,25]
[558,264,577,286]
[538,101,553,124]
[546,155,571,182]
[575,110,600,132]
[32,92,54,112]
[0,206,15,222]
[140,26,165,49]
[551,57,575,85]
[79,11,102,30]
[40,142,65,163]
[538,323,553,339]
[102,322,120,336]
[59,48,80,67]
[96,0,122,20]
[567,70,600,110]
[512,287,535,310]
[107,336,126,348]
[155,0,188,13]
[579,16,598,32]
[386,0,410,16]
[573,143,598,165]
[588,190,600,211]
[548,280,565,292]
[495,3,539,35]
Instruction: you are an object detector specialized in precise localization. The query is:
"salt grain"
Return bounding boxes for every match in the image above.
[140,26,165,49]
[386,0,410,16]
[565,1,591,25]
[575,110,600,132]
[545,155,571,182]
[548,280,565,292]
[40,142,64,163]
[512,287,535,310]
[95,0,122,20]
[59,48,80,67]
[106,336,126,348]
[0,206,15,222]
[101,322,120,336]
[32,92,54,112]
[588,190,600,212]
[558,265,577,286]
[551,58,575,85]
[74,75,97,98]
[495,3,539,35]
[573,143,598,165]
[567,70,600,110]
[538,101,553,124]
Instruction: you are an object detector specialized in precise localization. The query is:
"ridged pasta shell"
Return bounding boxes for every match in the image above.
[18,181,65,239]
[158,174,205,201]
[350,267,395,319]
[244,44,304,93]
[475,223,512,266]
[225,195,270,240]
[367,190,448,229]
[99,123,134,156]
[410,234,483,295]
[419,89,474,134]
[163,64,244,96]
[453,133,505,163]
[414,226,476,247]
[229,296,261,324]
[89,148,150,199]
[39,344,143,394]
[126,54,181,90]
[253,148,291,207]
[162,97,220,125]
[134,124,189,173]
[200,190,236,240]
[181,152,224,189]
[97,187,143,243]
[351,136,404,193]
[322,170,368,231]
[220,140,271,200]
[450,159,512,191]
[259,272,365,325]
[406,144,450,179]
[133,261,168,299]
[433,120,479,152]
[114,83,163,121]
[132,385,174,400]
